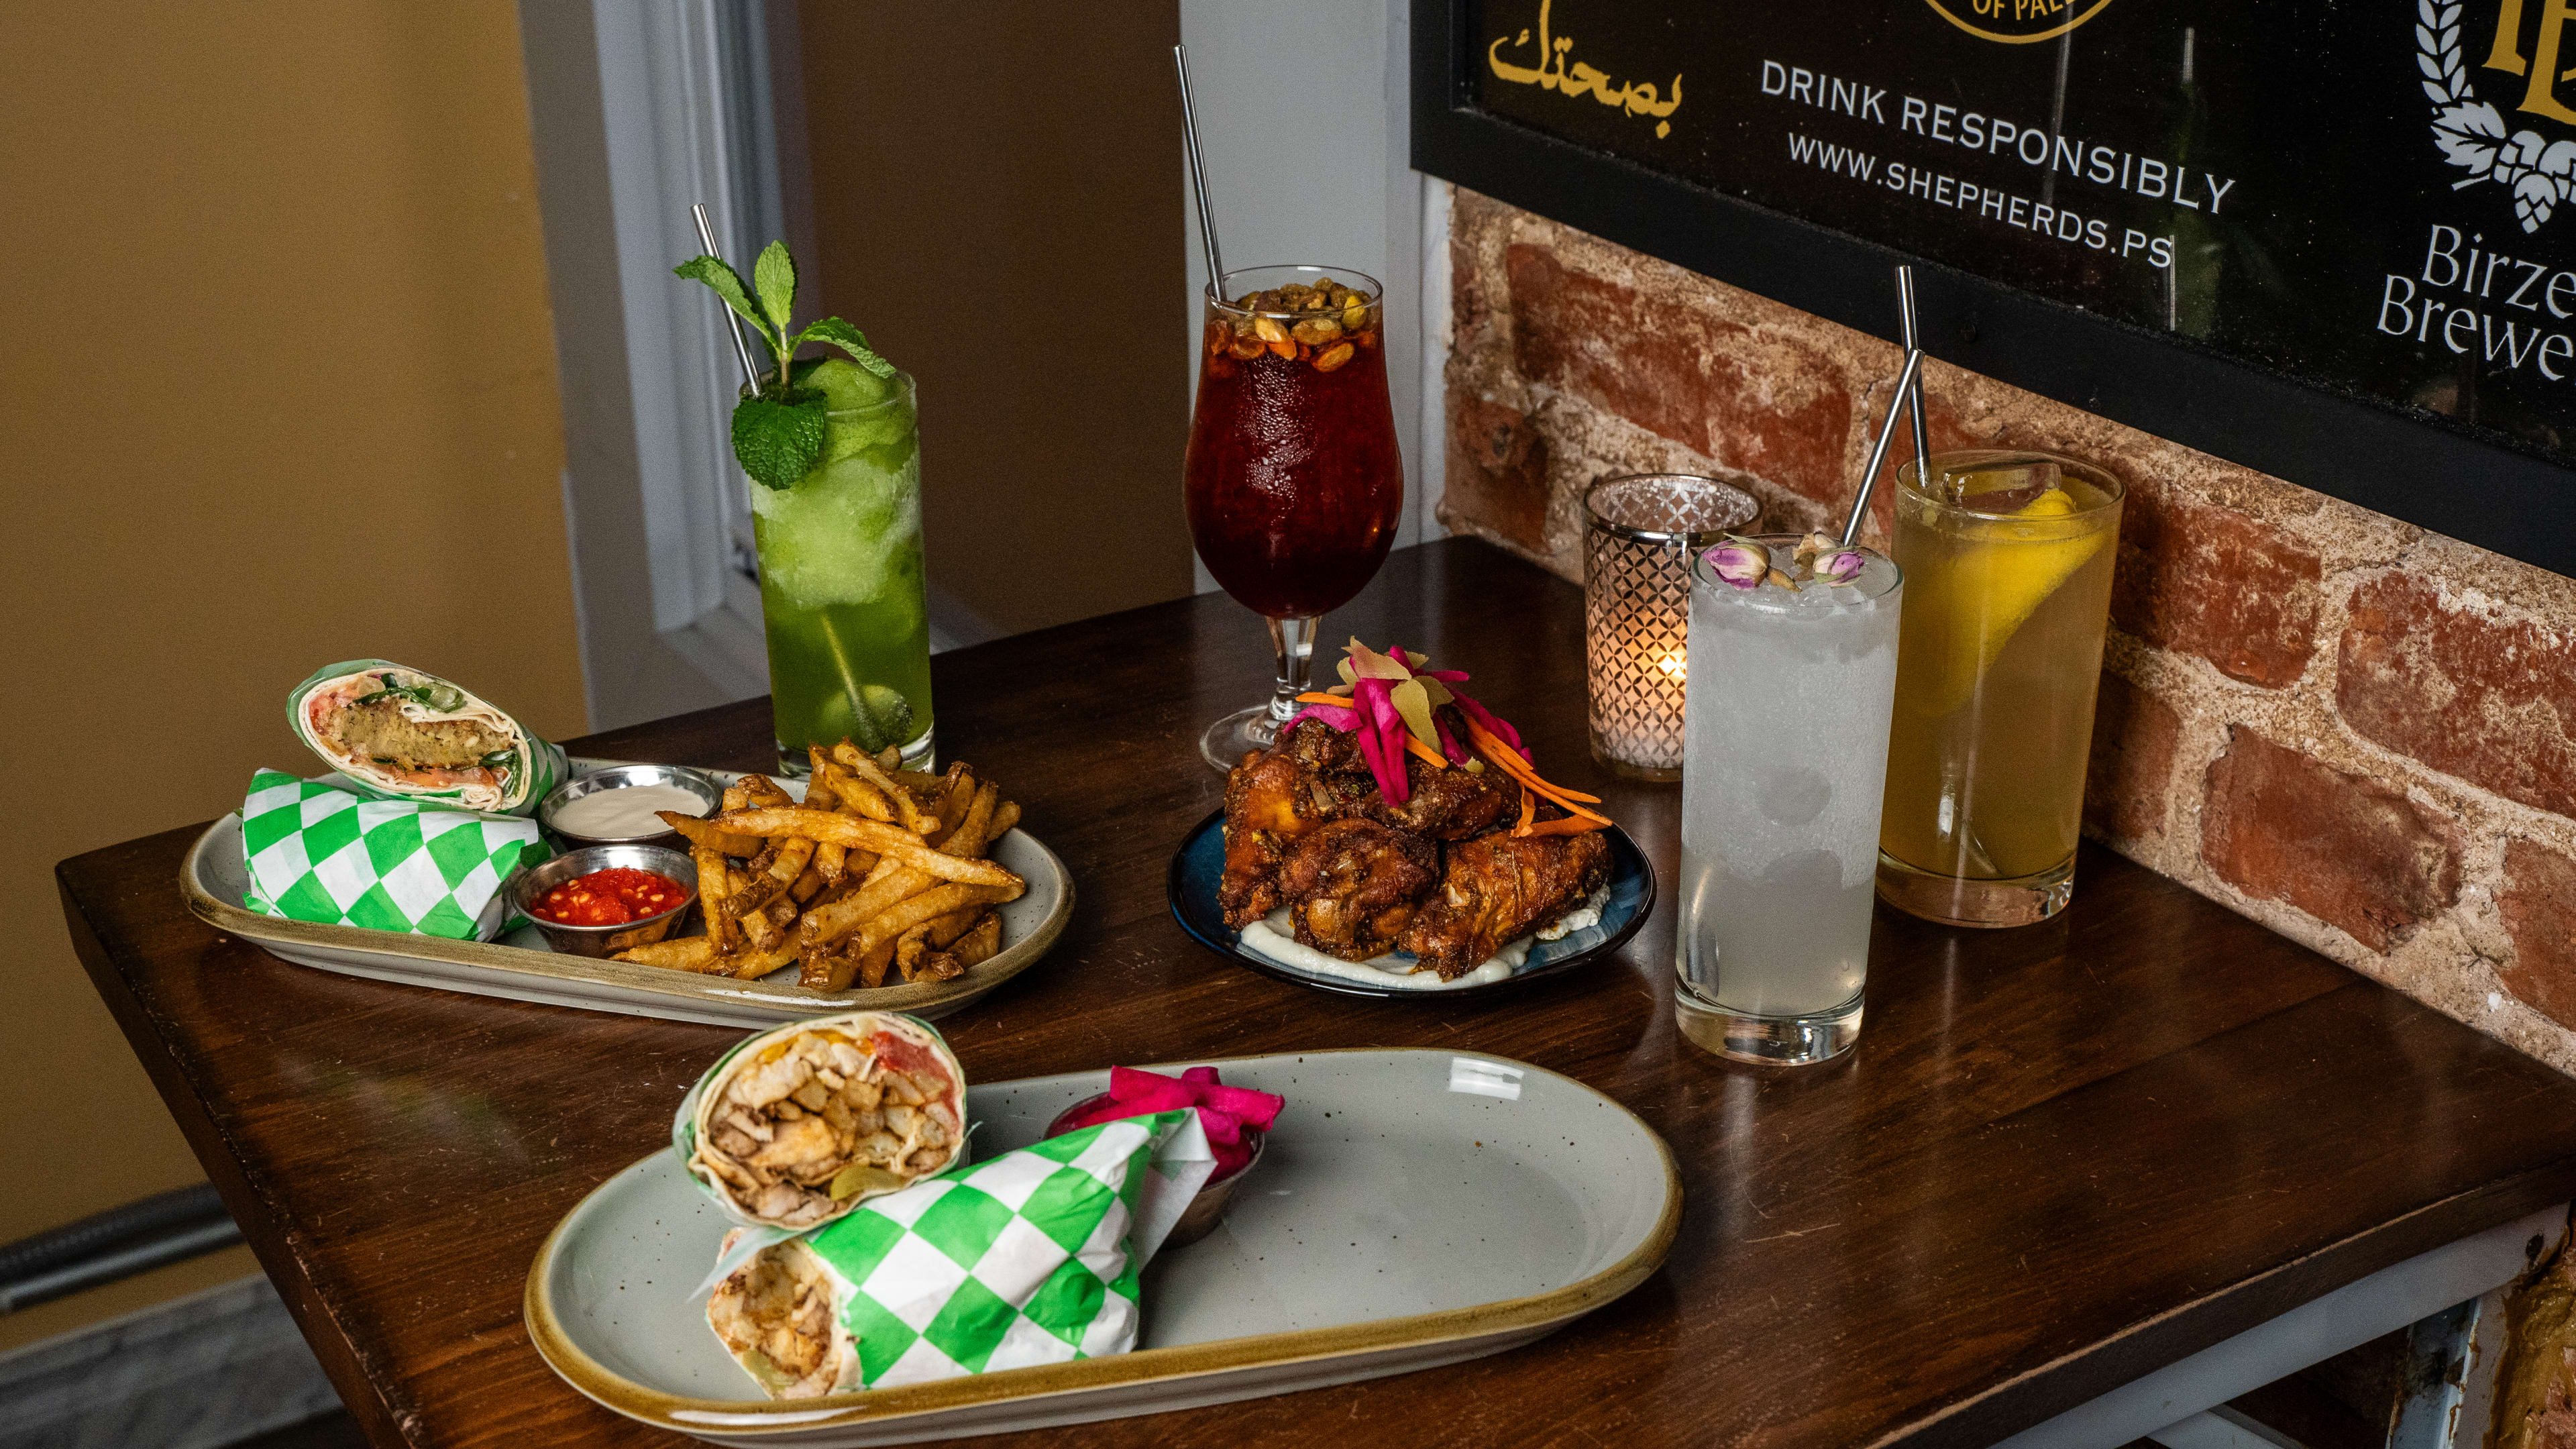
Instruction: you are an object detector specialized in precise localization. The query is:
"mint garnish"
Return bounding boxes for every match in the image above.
[796,317,896,378]
[730,390,829,492]
[674,239,896,489]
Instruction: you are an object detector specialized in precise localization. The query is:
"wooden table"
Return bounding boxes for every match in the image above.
[60,538,2576,1448]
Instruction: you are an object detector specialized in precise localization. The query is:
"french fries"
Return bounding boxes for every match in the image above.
[614,743,1026,994]
[710,809,1021,888]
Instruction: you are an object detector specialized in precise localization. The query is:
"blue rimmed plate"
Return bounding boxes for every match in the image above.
[1167,810,1655,1000]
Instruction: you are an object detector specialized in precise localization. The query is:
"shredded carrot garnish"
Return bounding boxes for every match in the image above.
[1513,782,1537,837]
[1293,691,1356,708]
[1462,717,1611,825]
[1462,718,1603,802]
[1403,733,1449,769]
[1517,814,1609,837]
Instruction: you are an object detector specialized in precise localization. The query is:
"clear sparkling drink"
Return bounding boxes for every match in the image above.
[1674,537,1902,1065]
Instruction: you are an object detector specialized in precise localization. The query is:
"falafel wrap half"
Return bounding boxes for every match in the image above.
[677,1012,969,1233]
[290,660,566,816]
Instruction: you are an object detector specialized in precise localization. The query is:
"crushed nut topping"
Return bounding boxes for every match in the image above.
[1203,277,1381,376]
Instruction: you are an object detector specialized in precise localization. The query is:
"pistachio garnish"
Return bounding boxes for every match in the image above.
[1199,278,1382,376]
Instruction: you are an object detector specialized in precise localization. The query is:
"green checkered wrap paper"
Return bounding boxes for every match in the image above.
[238,769,549,941]
[786,1110,1214,1390]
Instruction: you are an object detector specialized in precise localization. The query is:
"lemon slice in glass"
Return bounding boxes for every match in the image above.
[1897,485,2111,720]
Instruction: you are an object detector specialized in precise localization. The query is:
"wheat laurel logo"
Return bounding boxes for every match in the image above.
[2424,0,2576,232]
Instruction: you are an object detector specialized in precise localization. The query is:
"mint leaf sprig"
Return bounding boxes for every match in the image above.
[674,240,896,488]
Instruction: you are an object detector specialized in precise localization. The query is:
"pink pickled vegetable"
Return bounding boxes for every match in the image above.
[1049,1066,1287,1181]
[1449,690,1532,764]
[1434,712,1468,765]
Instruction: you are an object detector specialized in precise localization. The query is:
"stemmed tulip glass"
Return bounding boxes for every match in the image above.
[1184,266,1405,771]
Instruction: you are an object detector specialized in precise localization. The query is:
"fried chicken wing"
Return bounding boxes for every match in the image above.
[1399,828,1611,979]
[1285,715,1369,775]
[1218,721,1377,926]
[1219,749,1317,926]
[1350,759,1522,841]
[1280,818,1440,960]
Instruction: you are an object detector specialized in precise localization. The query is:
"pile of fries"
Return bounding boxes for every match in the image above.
[614,741,1026,991]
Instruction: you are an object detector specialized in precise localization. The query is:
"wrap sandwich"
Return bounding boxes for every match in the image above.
[678,1012,968,1232]
[704,1110,1216,1397]
[290,660,566,816]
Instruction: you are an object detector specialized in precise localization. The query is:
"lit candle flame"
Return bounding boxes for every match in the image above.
[1654,650,1686,682]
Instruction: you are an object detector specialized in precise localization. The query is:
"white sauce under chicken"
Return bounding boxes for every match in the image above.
[694,1028,959,1229]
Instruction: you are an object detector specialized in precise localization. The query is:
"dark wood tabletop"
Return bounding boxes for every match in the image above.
[60,537,2576,1449]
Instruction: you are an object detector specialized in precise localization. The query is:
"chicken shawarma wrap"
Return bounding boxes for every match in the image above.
[705,1110,1216,1397]
[289,660,566,816]
[678,1012,968,1232]
[704,1230,863,1399]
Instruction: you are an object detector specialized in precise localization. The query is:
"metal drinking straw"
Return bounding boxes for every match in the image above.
[1172,44,1226,290]
[1896,265,1931,492]
[1839,347,1925,547]
[692,203,765,390]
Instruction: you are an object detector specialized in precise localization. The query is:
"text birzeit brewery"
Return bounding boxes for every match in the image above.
[2377,225,2576,380]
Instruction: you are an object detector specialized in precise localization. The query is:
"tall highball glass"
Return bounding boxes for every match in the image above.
[1874,451,2124,927]
[1675,539,1903,1066]
[1185,266,1405,771]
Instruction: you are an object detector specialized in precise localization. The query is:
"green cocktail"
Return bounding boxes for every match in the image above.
[674,236,934,775]
[753,362,934,773]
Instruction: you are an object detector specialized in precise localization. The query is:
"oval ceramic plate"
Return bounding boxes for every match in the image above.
[526,1049,1680,1446]
[179,759,1071,1028]
[1167,810,1654,1000]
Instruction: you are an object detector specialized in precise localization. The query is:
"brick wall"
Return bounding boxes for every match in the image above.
[1442,184,2576,1075]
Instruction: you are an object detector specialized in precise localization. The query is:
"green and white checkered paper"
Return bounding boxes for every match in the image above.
[239,769,548,941]
[789,1109,1214,1389]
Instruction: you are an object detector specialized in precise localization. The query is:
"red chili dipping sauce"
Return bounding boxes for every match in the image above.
[534,867,687,926]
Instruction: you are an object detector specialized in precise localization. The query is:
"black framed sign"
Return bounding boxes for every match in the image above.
[1411,0,2576,576]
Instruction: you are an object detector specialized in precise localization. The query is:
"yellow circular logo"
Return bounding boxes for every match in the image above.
[1922,0,2117,44]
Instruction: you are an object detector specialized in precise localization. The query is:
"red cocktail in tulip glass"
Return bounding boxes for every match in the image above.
[1185,265,1405,770]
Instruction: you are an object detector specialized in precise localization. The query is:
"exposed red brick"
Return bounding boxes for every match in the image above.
[2084,673,2182,841]
[2200,729,2461,951]
[2500,841,2576,1031]
[1444,394,1550,553]
[1450,218,1501,356]
[2111,491,2323,688]
[2338,572,2576,818]
[1503,244,1851,502]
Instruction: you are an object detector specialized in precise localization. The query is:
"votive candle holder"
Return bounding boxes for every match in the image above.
[1582,474,1760,780]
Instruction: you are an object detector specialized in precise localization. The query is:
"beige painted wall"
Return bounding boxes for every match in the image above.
[796,0,1196,638]
[0,2,583,1351]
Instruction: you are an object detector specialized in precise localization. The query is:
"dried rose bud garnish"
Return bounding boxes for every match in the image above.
[1708,534,1872,591]
[1705,539,1772,590]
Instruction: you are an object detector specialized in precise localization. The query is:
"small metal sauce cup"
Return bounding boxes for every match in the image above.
[511,843,699,959]
[537,765,723,850]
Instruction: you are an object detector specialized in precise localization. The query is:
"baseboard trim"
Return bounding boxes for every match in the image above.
[0,1274,339,1449]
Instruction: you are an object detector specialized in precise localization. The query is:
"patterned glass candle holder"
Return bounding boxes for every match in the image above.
[1583,474,1760,780]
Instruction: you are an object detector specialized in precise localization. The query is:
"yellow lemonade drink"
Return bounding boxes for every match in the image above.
[1876,451,2123,926]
